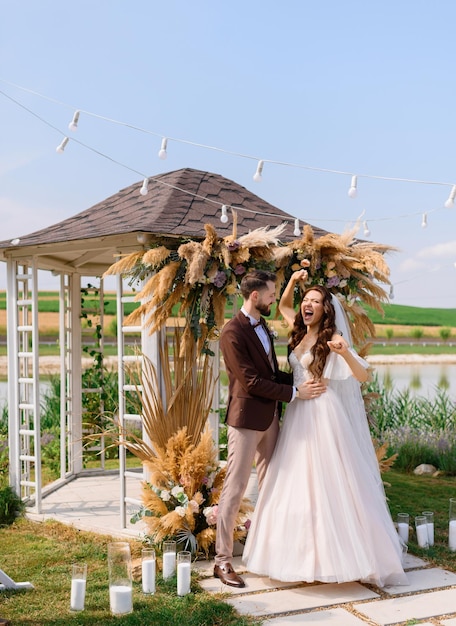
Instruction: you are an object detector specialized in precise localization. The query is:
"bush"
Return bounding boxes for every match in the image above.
[385,327,394,339]
[0,485,24,526]
[411,327,424,339]
[440,327,452,341]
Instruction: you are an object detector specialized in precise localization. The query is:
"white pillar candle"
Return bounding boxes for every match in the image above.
[449,520,456,551]
[416,523,429,548]
[142,559,156,594]
[177,562,191,596]
[109,584,133,615]
[70,578,86,611]
[162,551,176,579]
[427,522,434,547]
[397,522,409,543]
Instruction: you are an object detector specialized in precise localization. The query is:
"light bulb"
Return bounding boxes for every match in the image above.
[220,205,229,224]
[348,175,358,198]
[253,160,264,182]
[10,238,20,246]
[68,110,80,132]
[56,137,69,153]
[363,220,370,237]
[140,178,149,195]
[137,232,152,244]
[421,212,427,228]
[293,218,301,237]
[444,185,456,208]
[158,137,168,160]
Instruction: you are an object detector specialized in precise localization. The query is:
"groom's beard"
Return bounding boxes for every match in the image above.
[257,303,272,317]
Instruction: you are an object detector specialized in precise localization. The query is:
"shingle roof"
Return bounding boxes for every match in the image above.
[0,168,330,275]
[0,168,327,248]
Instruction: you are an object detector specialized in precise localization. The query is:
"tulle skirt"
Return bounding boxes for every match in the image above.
[242,387,408,588]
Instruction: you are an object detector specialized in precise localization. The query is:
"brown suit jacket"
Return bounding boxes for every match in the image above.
[220,311,293,431]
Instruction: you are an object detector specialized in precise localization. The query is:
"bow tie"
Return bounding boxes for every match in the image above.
[252,319,262,328]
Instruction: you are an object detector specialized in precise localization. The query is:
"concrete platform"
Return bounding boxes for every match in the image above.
[25,472,456,625]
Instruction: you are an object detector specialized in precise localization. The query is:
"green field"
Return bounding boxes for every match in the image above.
[366,303,456,327]
[1,291,456,325]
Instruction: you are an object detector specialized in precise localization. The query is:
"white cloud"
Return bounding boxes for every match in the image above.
[416,241,456,260]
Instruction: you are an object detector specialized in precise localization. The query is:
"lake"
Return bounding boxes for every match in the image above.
[372,363,456,399]
[1,363,455,410]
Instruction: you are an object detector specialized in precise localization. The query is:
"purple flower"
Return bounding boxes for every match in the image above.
[234,264,246,275]
[326,275,340,288]
[41,432,55,446]
[213,271,227,288]
[227,240,240,251]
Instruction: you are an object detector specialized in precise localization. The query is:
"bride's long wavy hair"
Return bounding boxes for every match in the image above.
[289,285,336,380]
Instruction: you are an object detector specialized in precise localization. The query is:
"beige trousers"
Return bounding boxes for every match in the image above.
[215,417,279,567]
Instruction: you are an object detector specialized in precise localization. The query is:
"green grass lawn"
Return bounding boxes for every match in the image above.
[1,470,456,625]
[0,520,258,626]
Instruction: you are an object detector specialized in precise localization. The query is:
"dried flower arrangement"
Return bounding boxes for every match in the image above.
[89,326,252,556]
[104,219,394,351]
[132,428,252,557]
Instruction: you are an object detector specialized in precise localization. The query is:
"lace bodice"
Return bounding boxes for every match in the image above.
[289,351,313,386]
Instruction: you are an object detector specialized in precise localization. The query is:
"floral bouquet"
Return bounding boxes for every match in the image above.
[133,428,253,557]
[104,219,395,351]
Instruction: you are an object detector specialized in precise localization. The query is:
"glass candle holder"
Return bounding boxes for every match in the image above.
[108,542,133,615]
[449,498,456,551]
[397,513,409,543]
[422,511,434,547]
[162,540,177,580]
[177,551,191,596]
[70,563,87,612]
[415,515,429,549]
[142,548,156,594]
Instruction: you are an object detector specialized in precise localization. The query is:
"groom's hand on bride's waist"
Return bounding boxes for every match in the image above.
[296,379,327,400]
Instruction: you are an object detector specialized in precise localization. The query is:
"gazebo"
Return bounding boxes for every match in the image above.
[0,167,328,531]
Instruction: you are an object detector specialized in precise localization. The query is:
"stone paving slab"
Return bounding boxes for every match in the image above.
[402,553,428,569]
[383,567,456,595]
[227,582,378,618]
[199,571,299,596]
[354,587,456,625]
[263,607,371,625]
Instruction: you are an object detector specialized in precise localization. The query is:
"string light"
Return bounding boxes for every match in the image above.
[363,221,371,237]
[3,79,456,203]
[253,160,264,182]
[140,178,149,195]
[293,218,301,236]
[56,137,69,153]
[137,232,153,244]
[10,238,20,245]
[348,175,358,198]
[3,81,455,237]
[220,205,229,224]
[68,110,80,132]
[421,212,427,228]
[158,137,168,160]
[389,285,394,300]
[444,185,456,208]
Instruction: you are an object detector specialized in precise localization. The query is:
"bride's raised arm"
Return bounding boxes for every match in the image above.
[278,269,308,327]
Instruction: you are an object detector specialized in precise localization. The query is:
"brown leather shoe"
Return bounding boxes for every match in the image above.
[214,563,245,588]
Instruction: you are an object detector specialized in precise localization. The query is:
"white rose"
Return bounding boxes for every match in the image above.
[160,490,171,501]
[171,485,184,497]
[175,506,186,517]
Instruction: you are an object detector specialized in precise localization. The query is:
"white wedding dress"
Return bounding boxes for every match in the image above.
[242,349,408,588]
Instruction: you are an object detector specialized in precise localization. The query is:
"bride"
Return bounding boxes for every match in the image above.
[242,270,408,588]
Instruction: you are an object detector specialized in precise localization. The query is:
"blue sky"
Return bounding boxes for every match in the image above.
[1,1,456,308]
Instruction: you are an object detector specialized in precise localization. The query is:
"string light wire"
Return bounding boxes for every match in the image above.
[0,82,452,232]
[2,78,456,191]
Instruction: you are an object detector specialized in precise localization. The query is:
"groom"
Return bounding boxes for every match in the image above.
[214,269,307,587]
